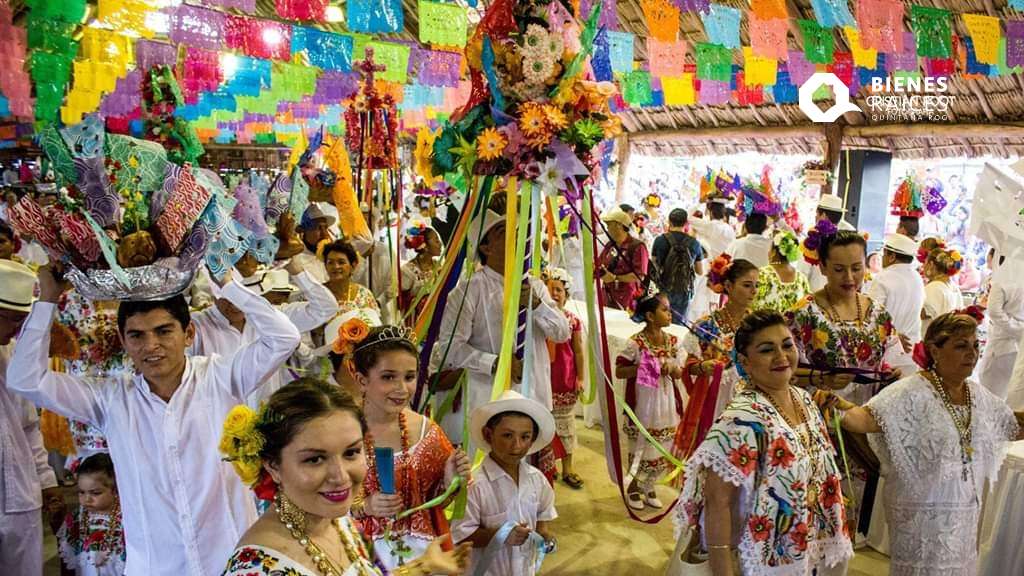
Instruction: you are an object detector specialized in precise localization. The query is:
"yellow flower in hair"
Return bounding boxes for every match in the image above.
[223,405,257,440]
[233,458,263,486]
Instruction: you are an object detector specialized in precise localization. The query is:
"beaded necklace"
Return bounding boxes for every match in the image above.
[77,500,122,567]
[821,289,863,328]
[275,494,379,576]
[924,369,974,483]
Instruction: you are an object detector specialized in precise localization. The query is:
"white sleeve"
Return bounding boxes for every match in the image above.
[6,303,105,426]
[283,272,340,332]
[530,278,570,344]
[436,279,497,376]
[22,398,58,490]
[213,281,301,400]
[537,476,557,522]
[989,285,1024,336]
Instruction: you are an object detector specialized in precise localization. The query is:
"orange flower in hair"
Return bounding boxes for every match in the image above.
[708,253,733,294]
[333,318,370,355]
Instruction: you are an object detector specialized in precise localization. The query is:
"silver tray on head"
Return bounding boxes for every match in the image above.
[66,259,195,302]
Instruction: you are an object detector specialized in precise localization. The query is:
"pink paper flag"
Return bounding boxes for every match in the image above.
[750,17,788,60]
[786,50,816,86]
[1008,21,1024,69]
[698,79,731,105]
[886,32,918,72]
[856,0,903,53]
[648,39,687,77]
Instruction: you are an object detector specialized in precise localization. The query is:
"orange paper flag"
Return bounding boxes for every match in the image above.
[640,0,680,42]
[750,0,788,20]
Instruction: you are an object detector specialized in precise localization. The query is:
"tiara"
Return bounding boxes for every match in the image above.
[352,324,416,353]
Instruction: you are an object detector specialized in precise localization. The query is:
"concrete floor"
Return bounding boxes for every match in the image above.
[43,419,891,575]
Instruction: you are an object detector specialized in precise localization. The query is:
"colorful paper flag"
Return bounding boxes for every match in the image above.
[348,0,403,33]
[418,1,468,47]
[695,42,732,82]
[886,32,918,72]
[749,17,788,60]
[743,47,778,86]
[366,41,411,83]
[622,70,653,105]
[962,14,1001,65]
[698,79,730,104]
[910,5,951,59]
[661,73,695,105]
[1007,21,1024,70]
[750,0,787,20]
[640,0,680,42]
[701,4,741,49]
[607,31,635,74]
[810,0,855,28]
[844,26,878,67]
[799,19,834,64]
[648,39,687,77]
[786,50,816,85]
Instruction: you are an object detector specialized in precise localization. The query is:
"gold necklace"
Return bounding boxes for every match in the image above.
[715,305,744,333]
[822,288,863,327]
[275,492,375,576]
[924,369,974,482]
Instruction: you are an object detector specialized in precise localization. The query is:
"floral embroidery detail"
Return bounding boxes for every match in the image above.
[729,444,758,476]
[769,436,795,468]
[787,294,894,372]
[821,475,843,509]
[749,515,774,542]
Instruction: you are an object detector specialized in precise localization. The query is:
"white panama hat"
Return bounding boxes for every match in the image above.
[470,390,555,456]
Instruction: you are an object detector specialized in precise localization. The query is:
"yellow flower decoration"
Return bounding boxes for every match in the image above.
[232,459,262,486]
[812,329,830,350]
[543,105,568,131]
[220,404,269,487]
[519,103,549,139]
[223,405,257,439]
[477,127,507,161]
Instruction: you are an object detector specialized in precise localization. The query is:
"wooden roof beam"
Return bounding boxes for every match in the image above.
[967,81,996,121]
[748,104,769,126]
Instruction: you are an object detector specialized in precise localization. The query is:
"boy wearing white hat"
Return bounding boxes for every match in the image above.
[867,233,926,376]
[0,260,61,576]
[451,391,557,576]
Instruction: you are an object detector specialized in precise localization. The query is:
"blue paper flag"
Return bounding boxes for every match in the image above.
[772,70,798,103]
[809,0,855,28]
[592,28,614,81]
[347,0,404,34]
[701,4,741,49]
[607,31,635,74]
[293,27,353,71]
[858,54,887,87]
[963,38,994,76]
[1012,0,1024,9]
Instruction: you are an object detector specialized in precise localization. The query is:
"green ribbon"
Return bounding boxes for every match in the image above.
[398,477,464,520]
[832,410,858,514]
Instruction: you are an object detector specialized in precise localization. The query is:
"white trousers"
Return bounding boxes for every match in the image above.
[0,508,43,576]
[979,351,1017,400]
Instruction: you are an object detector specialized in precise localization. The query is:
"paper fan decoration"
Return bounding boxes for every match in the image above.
[890,175,924,218]
[736,167,783,218]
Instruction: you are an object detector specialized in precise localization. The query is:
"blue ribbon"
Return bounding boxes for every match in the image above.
[471,521,549,576]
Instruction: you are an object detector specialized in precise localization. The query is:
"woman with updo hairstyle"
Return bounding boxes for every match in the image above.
[921,247,964,337]
[345,325,470,571]
[675,310,853,576]
[677,255,758,458]
[399,224,443,327]
[788,227,901,537]
[754,230,811,313]
[220,377,469,575]
[322,240,381,327]
[822,309,1023,576]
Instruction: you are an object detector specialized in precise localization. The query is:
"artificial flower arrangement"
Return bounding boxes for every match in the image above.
[707,253,734,294]
[801,219,839,265]
[734,166,782,221]
[333,317,372,355]
[698,168,739,204]
[772,230,802,263]
[219,403,281,501]
[428,0,620,185]
[891,174,947,218]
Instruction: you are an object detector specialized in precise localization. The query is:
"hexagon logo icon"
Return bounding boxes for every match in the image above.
[799,72,862,123]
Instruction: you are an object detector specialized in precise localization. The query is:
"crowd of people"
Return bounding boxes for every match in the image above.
[0,183,1023,576]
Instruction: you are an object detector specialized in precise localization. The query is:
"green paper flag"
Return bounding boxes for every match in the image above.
[622,70,653,105]
[418,1,468,48]
[367,41,411,83]
[695,42,733,82]
[910,5,952,59]
[798,19,834,64]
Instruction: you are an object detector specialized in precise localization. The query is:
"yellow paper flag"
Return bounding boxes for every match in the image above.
[323,136,371,239]
[662,74,696,105]
[962,14,1001,65]
[844,26,879,68]
[286,130,308,174]
[743,47,778,87]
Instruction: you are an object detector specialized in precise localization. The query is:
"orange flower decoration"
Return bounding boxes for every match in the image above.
[519,103,549,139]
[476,127,507,161]
[333,318,370,355]
[543,105,568,131]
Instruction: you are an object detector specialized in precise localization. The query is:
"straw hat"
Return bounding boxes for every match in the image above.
[470,390,555,456]
[258,269,297,294]
[600,207,633,229]
[817,194,846,213]
[468,210,506,262]
[0,260,35,312]
[884,233,918,257]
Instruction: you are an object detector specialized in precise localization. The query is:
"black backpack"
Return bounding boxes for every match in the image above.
[655,233,696,296]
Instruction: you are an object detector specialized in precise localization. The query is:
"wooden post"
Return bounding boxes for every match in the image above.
[823,123,844,173]
[614,134,631,202]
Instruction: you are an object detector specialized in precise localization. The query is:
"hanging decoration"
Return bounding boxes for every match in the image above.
[911,5,953,59]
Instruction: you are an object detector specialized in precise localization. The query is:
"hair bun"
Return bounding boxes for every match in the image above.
[707,253,733,294]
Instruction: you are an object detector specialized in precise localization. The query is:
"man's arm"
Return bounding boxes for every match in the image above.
[215,280,301,399]
[530,278,570,344]
[282,270,339,332]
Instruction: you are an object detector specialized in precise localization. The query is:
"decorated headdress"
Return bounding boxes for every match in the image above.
[772,230,801,263]
[542,266,572,293]
[801,219,839,265]
[707,253,735,294]
[891,175,924,218]
[630,290,668,323]
[928,247,964,277]
[404,220,440,252]
[700,168,737,204]
[917,237,947,263]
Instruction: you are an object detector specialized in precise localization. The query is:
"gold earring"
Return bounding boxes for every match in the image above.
[275,490,307,531]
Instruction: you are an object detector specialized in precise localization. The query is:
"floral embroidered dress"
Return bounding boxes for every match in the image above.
[865,374,1019,576]
[550,310,582,455]
[353,418,454,570]
[57,507,127,576]
[680,312,743,456]
[399,258,440,326]
[222,516,381,576]
[56,291,133,470]
[754,265,811,314]
[677,388,854,576]
[615,332,686,490]
[335,283,382,326]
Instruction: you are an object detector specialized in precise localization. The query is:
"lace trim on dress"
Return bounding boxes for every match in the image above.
[735,534,854,576]
[675,448,756,539]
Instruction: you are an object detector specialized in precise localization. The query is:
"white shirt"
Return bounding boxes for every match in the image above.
[430,267,570,445]
[868,262,925,372]
[292,249,327,283]
[7,281,301,576]
[450,455,557,576]
[725,232,772,268]
[191,272,337,404]
[689,218,735,261]
[922,280,963,338]
[986,268,1024,357]
[0,344,57,514]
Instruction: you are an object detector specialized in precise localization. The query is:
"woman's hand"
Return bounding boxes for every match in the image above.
[417,538,471,575]
[445,449,471,485]
[823,373,854,391]
[363,492,403,517]
[601,271,616,284]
